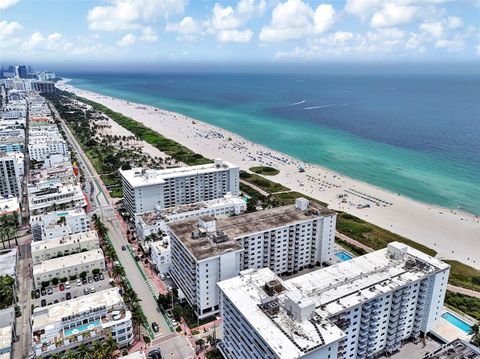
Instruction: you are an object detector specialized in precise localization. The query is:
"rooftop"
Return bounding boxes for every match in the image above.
[0,197,19,215]
[33,249,104,276]
[0,249,17,277]
[218,242,450,359]
[422,339,480,359]
[119,159,237,187]
[31,230,99,254]
[0,325,12,351]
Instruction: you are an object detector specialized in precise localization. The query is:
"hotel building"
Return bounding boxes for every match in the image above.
[119,159,240,216]
[32,288,134,357]
[218,242,450,359]
[30,208,90,241]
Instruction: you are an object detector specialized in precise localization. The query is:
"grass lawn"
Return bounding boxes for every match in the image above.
[444,291,480,321]
[445,260,480,292]
[336,211,437,257]
[249,166,280,176]
[335,238,367,256]
[240,170,289,193]
[270,191,329,208]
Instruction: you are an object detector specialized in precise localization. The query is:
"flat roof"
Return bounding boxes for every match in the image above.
[215,203,334,238]
[120,159,237,187]
[218,243,450,359]
[33,249,104,276]
[32,288,123,330]
[31,230,99,254]
[0,325,12,351]
[0,197,19,215]
[0,249,17,277]
[169,219,243,261]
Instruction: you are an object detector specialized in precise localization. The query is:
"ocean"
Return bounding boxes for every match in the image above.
[65,72,480,214]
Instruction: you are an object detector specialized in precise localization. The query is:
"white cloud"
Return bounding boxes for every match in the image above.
[26,32,45,49]
[259,0,336,42]
[0,20,22,41]
[23,31,64,50]
[420,21,443,37]
[435,37,464,51]
[370,3,417,28]
[0,0,19,10]
[476,44,480,56]
[87,0,186,31]
[345,0,382,18]
[217,29,253,42]
[210,0,265,31]
[140,26,158,41]
[47,32,62,43]
[166,17,204,34]
[117,33,136,46]
[446,16,463,30]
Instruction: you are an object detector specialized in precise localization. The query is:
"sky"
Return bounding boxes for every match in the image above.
[1,0,480,68]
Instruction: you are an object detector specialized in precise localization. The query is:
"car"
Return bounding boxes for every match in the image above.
[66,292,72,300]
[65,282,71,289]
[54,300,59,304]
[40,299,46,307]
[93,275,99,282]
[166,285,172,292]
[47,287,53,295]
[165,272,171,279]
[76,279,82,286]
[41,288,46,296]
[82,278,87,285]
[134,256,140,261]
[87,276,93,284]
[84,288,90,295]
[160,274,165,281]
[90,287,96,293]
[99,273,104,280]
[59,284,65,291]
[121,245,127,251]
[151,322,159,332]
[171,319,178,326]
[34,289,40,299]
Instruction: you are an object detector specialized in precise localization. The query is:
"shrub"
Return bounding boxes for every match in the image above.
[175,326,182,332]
[92,268,100,275]
[69,275,77,281]
[51,278,59,285]
[143,336,151,344]
[79,271,87,279]
[60,277,68,283]
[41,280,50,288]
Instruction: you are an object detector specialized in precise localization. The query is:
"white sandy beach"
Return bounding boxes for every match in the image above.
[57,80,480,269]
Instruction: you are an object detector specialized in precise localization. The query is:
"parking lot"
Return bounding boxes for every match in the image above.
[33,272,111,308]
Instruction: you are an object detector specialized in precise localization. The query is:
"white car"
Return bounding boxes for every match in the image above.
[65,282,71,289]
[76,279,82,286]
[90,287,96,293]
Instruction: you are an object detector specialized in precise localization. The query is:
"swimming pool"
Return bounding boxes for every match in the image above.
[64,319,101,337]
[441,312,473,334]
[335,251,353,261]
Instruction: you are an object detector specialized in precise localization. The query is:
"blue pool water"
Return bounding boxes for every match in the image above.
[335,251,354,261]
[64,319,101,337]
[441,312,473,334]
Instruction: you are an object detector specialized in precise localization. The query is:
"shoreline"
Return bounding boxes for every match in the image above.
[56,80,480,269]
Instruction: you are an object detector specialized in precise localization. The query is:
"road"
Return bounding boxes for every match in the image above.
[49,99,171,336]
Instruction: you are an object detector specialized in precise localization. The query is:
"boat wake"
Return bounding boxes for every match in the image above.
[304,104,336,110]
[282,100,306,107]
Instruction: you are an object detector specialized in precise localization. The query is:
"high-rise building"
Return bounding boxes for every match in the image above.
[0,152,24,200]
[17,65,28,79]
[218,242,450,359]
[169,199,337,319]
[119,159,240,216]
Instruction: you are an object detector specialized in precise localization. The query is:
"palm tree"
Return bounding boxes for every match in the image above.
[112,265,125,281]
[75,344,91,359]
[471,323,480,346]
[103,336,118,357]
[61,350,78,359]
[92,340,106,359]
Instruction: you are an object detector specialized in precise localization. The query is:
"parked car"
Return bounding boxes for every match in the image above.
[151,322,159,332]
[59,284,65,291]
[84,288,90,295]
[54,300,59,304]
[99,273,104,280]
[134,256,140,261]
[93,275,99,282]
[82,278,87,285]
[66,292,72,300]
[34,289,40,299]
[41,288,46,296]
[165,272,171,279]
[76,279,82,286]
[171,319,178,326]
[65,281,71,289]
[40,299,46,307]
[47,287,53,295]
[121,245,127,251]
[160,274,165,280]
[90,287,96,293]
[87,276,93,284]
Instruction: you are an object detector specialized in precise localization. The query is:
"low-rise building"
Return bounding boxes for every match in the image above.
[422,338,480,358]
[31,230,100,264]
[150,237,171,275]
[135,194,246,245]
[28,135,68,161]
[218,242,450,359]
[0,308,15,359]
[30,208,90,241]
[32,288,134,357]
[33,249,105,287]
[28,182,85,214]
[0,197,20,219]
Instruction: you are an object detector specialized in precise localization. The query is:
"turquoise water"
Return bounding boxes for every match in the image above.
[63,319,101,336]
[335,251,354,261]
[65,72,480,214]
[441,312,473,334]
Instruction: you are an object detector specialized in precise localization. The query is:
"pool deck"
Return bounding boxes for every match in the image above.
[431,309,474,343]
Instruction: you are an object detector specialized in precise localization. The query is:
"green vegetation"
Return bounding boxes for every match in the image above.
[445,260,480,292]
[206,349,224,359]
[70,93,211,166]
[0,213,19,249]
[336,211,437,257]
[270,191,328,208]
[240,170,289,193]
[444,291,480,321]
[52,337,118,359]
[335,238,367,256]
[0,275,15,310]
[172,303,213,328]
[249,166,280,176]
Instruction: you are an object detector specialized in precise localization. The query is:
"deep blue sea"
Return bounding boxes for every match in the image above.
[65,72,480,214]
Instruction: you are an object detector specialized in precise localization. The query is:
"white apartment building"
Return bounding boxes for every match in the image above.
[169,199,336,319]
[218,242,450,359]
[32,288,134,357]
[120,159,240,216]
[0,197,20,218]
[33,249,105,287]
[43,153,71,169]
[135,194,246,244]
[0,152,24,200]
[28,182,85,214]
[28,136,69,161]
[170,217,244,319]
[31,230,100,264]
[150,237,171,275]
[30,208,90,241]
